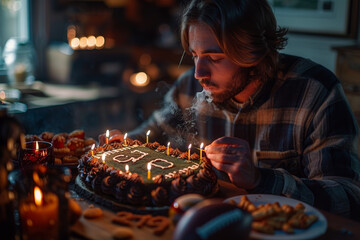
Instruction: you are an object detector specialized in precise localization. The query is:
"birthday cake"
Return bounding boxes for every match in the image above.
[76,139,218,211]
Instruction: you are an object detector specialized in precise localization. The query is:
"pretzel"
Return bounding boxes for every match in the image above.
[111,211,170,236]
[146,216,170,236]
[229,196,319,235]
[112,211,133,226]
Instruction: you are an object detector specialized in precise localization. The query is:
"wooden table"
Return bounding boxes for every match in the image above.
[69,180,360,240]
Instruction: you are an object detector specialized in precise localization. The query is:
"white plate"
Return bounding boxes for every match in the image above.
[224,194,327,240]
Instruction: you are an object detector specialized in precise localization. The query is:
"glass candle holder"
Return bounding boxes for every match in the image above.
[8,165,71,240]
[19,141,54,167]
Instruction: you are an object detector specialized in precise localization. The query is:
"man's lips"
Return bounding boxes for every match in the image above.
[199,79,217,90]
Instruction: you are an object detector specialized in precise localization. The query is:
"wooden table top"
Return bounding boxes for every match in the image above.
[69,180,360,240]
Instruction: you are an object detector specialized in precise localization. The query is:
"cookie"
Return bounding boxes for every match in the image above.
[83,207,103,219]
[52,134,67,148]
[112,227,134,240]
[67,138,84,151]
[68,198,82,224]
[84,137,96,147]
[25,135,42,142]
[69,129,85,140]
[54,147,71,158]
[63,155,79,164]
[40,131,54,142]
[54,158,62,165]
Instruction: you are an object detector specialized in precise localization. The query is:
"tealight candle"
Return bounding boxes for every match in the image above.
[200,143,204,161]
[167,142,170,156]
[19,186,59,240]
[105,130,109,144]
[147,162,151,180]
[20,141,54,167]
[146,130,150,144]
[124,133,128,146]
[188,144,192,161]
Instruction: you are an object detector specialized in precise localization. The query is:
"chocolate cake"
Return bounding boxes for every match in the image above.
[76,139,218,211]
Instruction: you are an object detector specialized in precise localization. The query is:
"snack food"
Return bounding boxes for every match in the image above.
[83,206,104,219]
[112,211,170,236]
[229,195,319,235]
[112,227,134,240]
[77,140,218,209]
[25,129,95,165]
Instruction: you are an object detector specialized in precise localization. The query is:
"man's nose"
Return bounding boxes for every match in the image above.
[194,57,210,80]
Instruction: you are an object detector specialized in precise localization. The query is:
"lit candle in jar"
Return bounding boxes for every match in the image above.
[124,133,128,146]
[91,144,95,156]
[147,162,151,180]
[19,186,59,240]
[146,130,150,144]
[167,142,170,156]
[35,141,39,154]
[188,144,192,161]
[125,164,129,174]
[102,153,105,164]
[105,130,109,144]
[200,143,204,161]
[21,141,53,167]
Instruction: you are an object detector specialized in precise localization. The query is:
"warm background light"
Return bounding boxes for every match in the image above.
[67,25,106,50]
[130,72,150,87]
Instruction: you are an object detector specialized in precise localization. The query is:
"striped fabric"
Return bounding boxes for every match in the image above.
[129,54,360,220]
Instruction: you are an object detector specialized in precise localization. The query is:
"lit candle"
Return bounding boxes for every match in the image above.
[124,133,128,146]
[105,130,109,144]
[19,186,59,239]
[147,162,151,180]
[35,141,39,154]
[91,144,95,156]
[102,153,105,164]
[146,130,150,144]
[200,142,204,161]
[188,144,192,161]
[125,164,129,174]
[167,142,170,156]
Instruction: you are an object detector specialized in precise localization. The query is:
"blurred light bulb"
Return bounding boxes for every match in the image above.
[130,72,150,87]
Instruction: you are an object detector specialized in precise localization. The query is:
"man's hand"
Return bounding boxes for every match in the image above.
[205,136,261,189]
[98,129,124,145]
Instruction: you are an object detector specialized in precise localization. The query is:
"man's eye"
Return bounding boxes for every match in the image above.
[208,56,223,63]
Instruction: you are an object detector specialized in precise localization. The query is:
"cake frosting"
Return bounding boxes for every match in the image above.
[77,139,218,208]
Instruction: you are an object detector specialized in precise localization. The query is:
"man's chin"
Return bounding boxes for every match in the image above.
[208,93,228,103]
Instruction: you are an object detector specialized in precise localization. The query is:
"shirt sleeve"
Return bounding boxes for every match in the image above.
[249,83,360,220]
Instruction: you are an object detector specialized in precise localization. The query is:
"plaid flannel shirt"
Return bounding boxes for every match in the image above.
[129,54,360,220]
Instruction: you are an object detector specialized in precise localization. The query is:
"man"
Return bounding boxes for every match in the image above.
[101,0,360,220]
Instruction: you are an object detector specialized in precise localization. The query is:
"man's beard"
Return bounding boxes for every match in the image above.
[201,67,252,103]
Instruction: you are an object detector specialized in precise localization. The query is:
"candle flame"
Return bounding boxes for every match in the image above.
[200,143,204,149]
[124,133,127,140]
[106,130,109,138]
[147,162,151,171]
[146,130,150,136]
[35,141,39,152]
[102,153,105,164]
[188,144,192,149]
[34,186,43,206]
[125,165,129,172]
[91,144,95,150]
[167,142,170,147]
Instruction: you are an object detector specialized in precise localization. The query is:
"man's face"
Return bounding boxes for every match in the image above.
[188,22,246,103]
